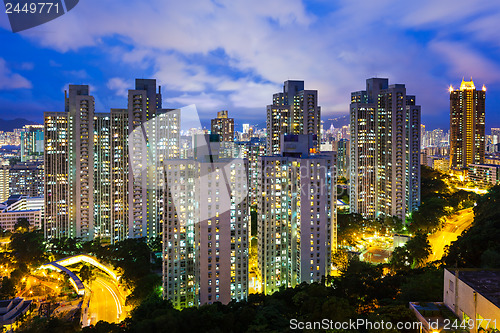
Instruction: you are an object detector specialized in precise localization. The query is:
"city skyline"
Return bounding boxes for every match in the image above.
[1,1,500,130]
[1,2,500,331]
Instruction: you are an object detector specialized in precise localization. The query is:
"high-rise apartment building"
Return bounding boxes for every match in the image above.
[0,164,9,202]
[350,78,421,221]
[93,113,112,239]
[244,137,266,206]
[45,85,92,240]
[266,81,321,155]
[211,110,234,142]
[258,134,336,295]
[334,139,350,180]
[44,79,180,242]
[449,79,486,170]
[9,161,44,197]
[20,124,44,162]
[162,136,248,308]
[492,128,500,145]
[44,111,69,238]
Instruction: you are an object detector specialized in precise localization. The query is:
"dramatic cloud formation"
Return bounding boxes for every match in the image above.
[1,0,500,128]
[107,77,130,97]
[0,58,32,90]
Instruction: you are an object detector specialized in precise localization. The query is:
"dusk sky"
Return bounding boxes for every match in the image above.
[1,0,500,131]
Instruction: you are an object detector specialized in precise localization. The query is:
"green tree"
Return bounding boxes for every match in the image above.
[390,233,431,270]
[420,165,450,200]
[398,268,444,303]
[0,276,17,298]
[444,185,500,268]
[9,230,47,268]
[337,213,365,246]
[331,259,386,313]
[148,236,162,253]
[406,233,432,268]
[79,264,95,284]
[14,217,30,233]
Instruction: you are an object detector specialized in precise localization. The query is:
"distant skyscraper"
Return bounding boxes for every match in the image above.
[420,124,426,149]
[0,164,9,202]
[334,139,350,180]
[449,79,486,170]
[20,124,44,162]
[44,79,180,242]
[490,128,499,148]
[211,110,234,142]
[266,80,321,155]
[258,134,336,295]
[242,124,250,134]
[350,78,421,221]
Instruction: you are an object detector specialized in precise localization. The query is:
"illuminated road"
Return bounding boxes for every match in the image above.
[455,187,488,195]
[87,276,125,325]
[427,208,474,262]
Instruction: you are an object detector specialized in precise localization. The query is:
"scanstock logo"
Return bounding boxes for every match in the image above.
[4,0,79,33]
[128,104,248,227]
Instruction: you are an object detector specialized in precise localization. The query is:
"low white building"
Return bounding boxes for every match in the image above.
[468,164,500,188]
[411,269,500,333]
[444,268,500,332]
[0,195,43,232]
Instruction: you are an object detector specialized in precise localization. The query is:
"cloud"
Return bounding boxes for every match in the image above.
[167,92,225,114]
[8,0,500,128]
[153,54,223,92]
[0,58,32,90]
[429,40,500,83]
[107,77,130,97]
[20,62,35,70]
[64,69,89,80]
[225,80,281,109]
[49,60,62,67]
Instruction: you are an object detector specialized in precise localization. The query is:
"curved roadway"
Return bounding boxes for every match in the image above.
[427,208,474,262]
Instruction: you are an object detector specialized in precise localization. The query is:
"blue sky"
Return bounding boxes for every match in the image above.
[1,0,500,131]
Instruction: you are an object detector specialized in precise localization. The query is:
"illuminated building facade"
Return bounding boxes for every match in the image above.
[0,164,9,202]
[258,134,336,295]
[44,79,180,242]
[93,114,112,239]
[9,161,44,197]
[245,137,266,206]
[162,139,248,308]
[449,79,486,170]
[350,78,421,221]
[44,111,70,239]
[266,81,321,155]
[211,110,234,142]
[334,139,350,180]
[468,164,499,188]
[20,124,44,162]
[0,195,43,232]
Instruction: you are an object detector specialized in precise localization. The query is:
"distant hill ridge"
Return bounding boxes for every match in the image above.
[0,118,39,132]
[326,114,349,128]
